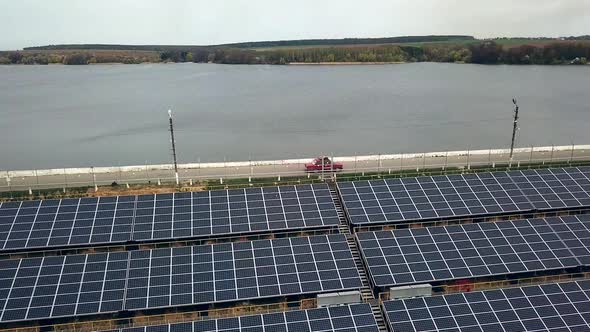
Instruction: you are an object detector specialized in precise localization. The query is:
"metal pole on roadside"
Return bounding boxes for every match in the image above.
[92,166,97,192]
[509,99,520,161]
[168,110,180,185]
[321,154,325,182]
[145,161,149,183]
[422,153,426,172]
[550,145,554,163]
[570,143,575,163]
[331,153,335,181]
[444,151,448,171]
[466,148,471,170]
[529,146,534,165]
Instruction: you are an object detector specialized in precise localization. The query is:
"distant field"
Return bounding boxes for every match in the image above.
[21,49,159,58]
[251,38,588,51]
[250,39,478,51]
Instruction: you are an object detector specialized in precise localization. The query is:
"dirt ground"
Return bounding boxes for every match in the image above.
[86,184,205,197]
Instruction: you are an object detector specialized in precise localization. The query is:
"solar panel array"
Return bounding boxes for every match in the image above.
[0,252,127,322]
[0,184,339,252]
[125,234,361,310]
[357,215,590,287]
[338,167,590,225]
[0,234,361,323]
[120,303,379,332]
[383,280,590,331]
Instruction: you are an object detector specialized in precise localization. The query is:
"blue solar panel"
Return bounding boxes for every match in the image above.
[0,184,340,252]
[124,234,361,310]
[0,234,361,323]
[383,280,590,331]
[357,215,590,288]
[338,167,590,225]
[0,252,128,322]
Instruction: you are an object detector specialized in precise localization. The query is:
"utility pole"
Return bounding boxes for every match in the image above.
[168,109,179,185]
[509,99,519,161]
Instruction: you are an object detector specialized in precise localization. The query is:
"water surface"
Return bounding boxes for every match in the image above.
[0,63,588,170]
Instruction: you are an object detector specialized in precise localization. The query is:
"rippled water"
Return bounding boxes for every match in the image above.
[0,63,588,169]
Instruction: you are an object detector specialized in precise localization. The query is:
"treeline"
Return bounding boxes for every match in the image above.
[469,42,590,64]
[221,35,474,48]
[24,44,210,52]
[214,42,589,65]
[24,36,474,51]
[0,50,160,65]
[3,41,589,65]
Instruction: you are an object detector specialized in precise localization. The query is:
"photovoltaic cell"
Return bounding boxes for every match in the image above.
[357,215,590,288]
[383,280,590,331]
[0,184,339,252]
[338,167,590,225]
[0,235,361,323]
[119,303,379,332]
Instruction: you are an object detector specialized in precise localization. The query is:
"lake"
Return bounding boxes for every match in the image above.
[0,63,588,170]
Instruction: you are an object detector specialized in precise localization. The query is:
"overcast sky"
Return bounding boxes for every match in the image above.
[1,0,589,50]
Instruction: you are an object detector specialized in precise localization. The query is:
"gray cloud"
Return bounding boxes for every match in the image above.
[1,0,588,50]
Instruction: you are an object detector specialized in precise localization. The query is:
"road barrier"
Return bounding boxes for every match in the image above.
[1,144,589,197]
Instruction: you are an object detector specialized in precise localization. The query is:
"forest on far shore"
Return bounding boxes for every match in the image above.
[1,36,589,66]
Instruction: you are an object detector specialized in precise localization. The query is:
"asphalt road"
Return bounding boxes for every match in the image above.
[2,148,588,193]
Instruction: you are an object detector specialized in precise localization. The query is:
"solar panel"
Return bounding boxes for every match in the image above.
[0,252,128,322]
[357,215,590,288]
[0,184,340,252]
[125,234,361,310]
[119,303,379,332]
[338,167,590,225]
[0,234,361,323]
[383,280,590,331]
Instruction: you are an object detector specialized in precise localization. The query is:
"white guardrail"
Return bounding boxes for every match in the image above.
[5,145,589,178]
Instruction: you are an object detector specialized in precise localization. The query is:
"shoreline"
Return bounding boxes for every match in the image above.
[288,61,406,65]
[5,145,588,177]
[2,61,588,66]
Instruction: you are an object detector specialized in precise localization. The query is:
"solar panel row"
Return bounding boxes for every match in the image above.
[0,184,339,252]
[383,280,590,331]
[125,234,361,310]
[357,215,590,288]
[339,167,590,225]
[0,234,361,323]
[119,303,378,332]
[0,252,128,322]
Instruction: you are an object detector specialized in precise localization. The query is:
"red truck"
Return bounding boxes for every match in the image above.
[305,157,343,172]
